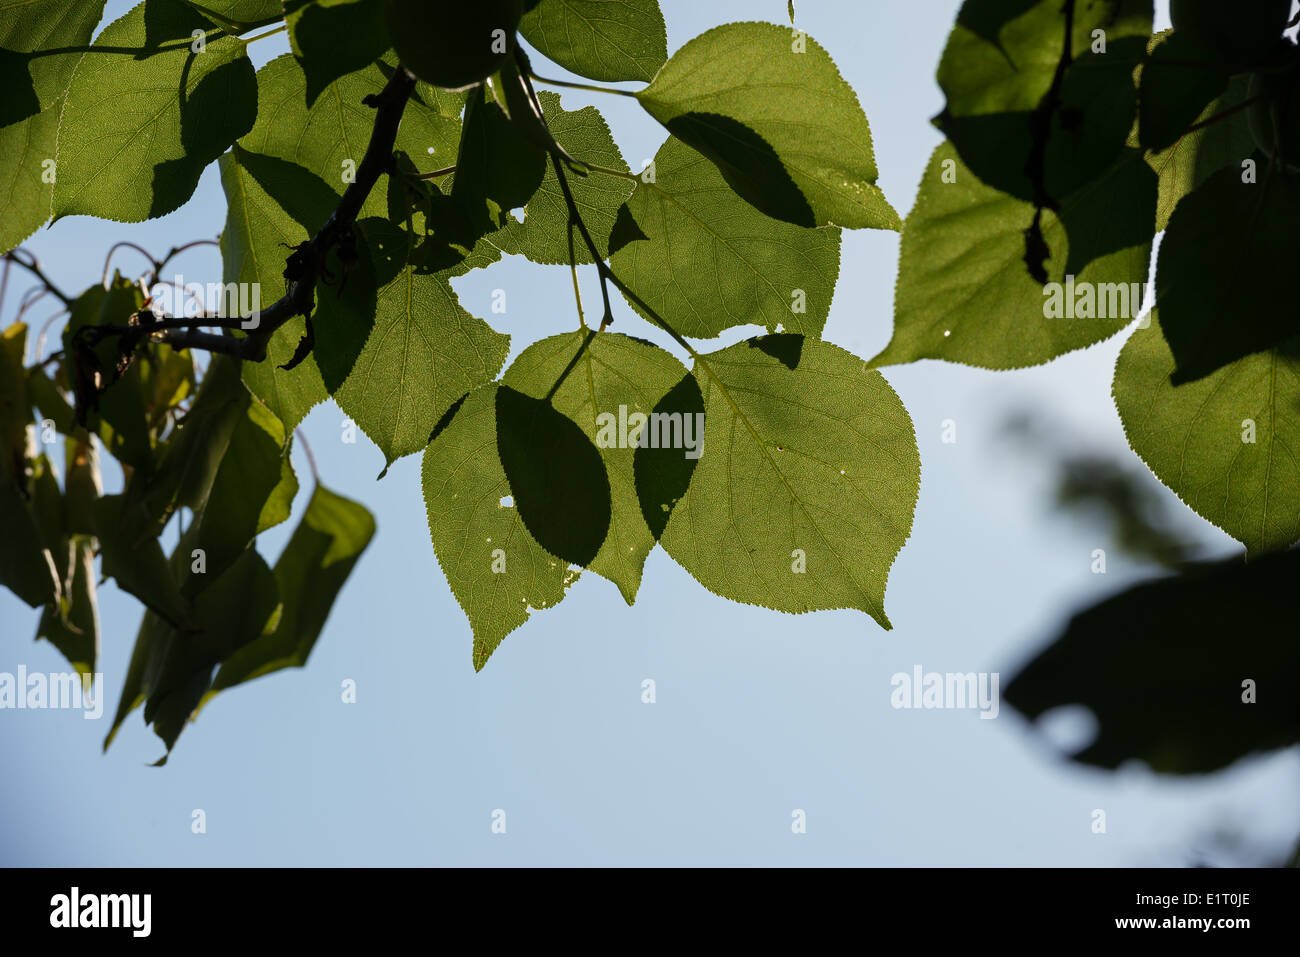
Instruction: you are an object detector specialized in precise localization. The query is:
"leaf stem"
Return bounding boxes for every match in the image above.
[581,160,640,181]
[1182,94,1264,136]
[529,72,638,98]
[242,24,287,45]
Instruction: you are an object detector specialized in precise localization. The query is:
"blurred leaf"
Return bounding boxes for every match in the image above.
[206,483,375,696]
[1007,547,1300,774]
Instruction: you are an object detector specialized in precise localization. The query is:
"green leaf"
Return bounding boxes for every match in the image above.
[218,148,331,432]
[935,0,1152,203]
[185,393,295,591]
[0,322,30,472]
[186,0,282,30]
[0,480,61,609]
[660,335,918,626]
[0,0,106,250]
[635,21,899,230]
[1145,73,1254,232]
[131,354,249,527]
[93,493,190,625]
[500,332,695,602]
[284,0,388,107]
[143,547,280,759]
[1154,156,1300,384]
[53,0,258,222]
[873,141,1155,370]
[315,225,511,469]
[496,91,632,264]
[422,384,583,670]
[205,483,374,696]
[609,135,841,338]
[35,537,99,681]
[1113,314,1300,557]
[519,0,667,82]
[1006,547,1300,774]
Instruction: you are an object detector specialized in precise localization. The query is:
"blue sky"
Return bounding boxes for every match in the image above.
[1,0,1296,866]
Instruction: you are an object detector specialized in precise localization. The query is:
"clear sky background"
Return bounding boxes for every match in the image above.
[2,0,1296,866]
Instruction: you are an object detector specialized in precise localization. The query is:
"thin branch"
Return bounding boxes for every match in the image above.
[102,241,156,285]
[34,308,69,362]
[15,287,53,323]
[154,239,220,278]
[416,165,456,180]
[0,254,12,319]
[4,250,72,306]
[151,65,418,362]
[1183,94,1264,136]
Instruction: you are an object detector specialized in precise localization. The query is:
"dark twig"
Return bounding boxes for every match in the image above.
[146,67,418,362]
[4,249,72,306]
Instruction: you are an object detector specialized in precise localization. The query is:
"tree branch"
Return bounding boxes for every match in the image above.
[153,64,418,362]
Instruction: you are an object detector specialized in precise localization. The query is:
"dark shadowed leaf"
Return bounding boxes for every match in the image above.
[1006,548,1300,774]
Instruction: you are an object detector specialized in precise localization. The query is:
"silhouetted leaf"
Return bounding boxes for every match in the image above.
[1007,548,1300,774]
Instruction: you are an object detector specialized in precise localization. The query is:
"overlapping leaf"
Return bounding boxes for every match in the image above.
[500,331,697,603]
[660,335,918,626]
[284,0,388,107]
[519,0,667,82]
[205,483,374,696]
[496,91,632,264]
[1154,156,1300,383]
[54,0,257,222]
[935,0,1152,203]
[422,385,583,670]
[1113,314,1300,557]
[635,21,899,230]
[873,141,1154,369]
[610,135,841,338]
